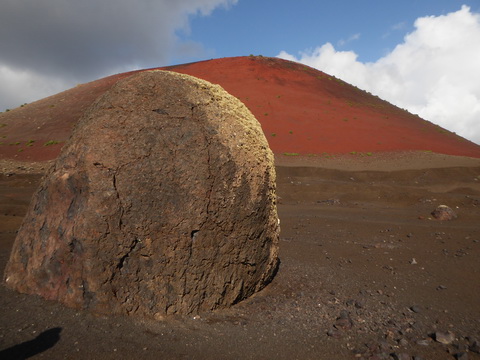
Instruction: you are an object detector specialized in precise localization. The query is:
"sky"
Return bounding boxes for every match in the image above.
[1,0,479,144]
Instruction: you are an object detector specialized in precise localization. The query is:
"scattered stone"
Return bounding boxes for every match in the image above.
[355,299,365,309]
[416,339,431,346]
[378,340,391,352]
[469,339,480,354]
[369,352,390,360]
[398,338,409,347]
[455,343,469,352]
[436,285,447,290]
[435,331,456,345]
[409,258,417,265]
[316,198,340,205]
[431,205,457,221]
[391,353,411,360]
[410,305,421,313]
[454,249,467,257]
[385,329,397,340]
[327,328,342,338]
[3,70,280,317]
[0,160,51,175]
[334,310,353,330]
[455,352,468,360]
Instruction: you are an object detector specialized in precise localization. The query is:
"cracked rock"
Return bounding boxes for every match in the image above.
[4,70,280,317]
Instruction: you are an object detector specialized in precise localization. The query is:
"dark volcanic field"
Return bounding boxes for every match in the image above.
[1,155,480,360]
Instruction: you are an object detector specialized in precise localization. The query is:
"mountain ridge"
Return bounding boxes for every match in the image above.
[1,56,479,161]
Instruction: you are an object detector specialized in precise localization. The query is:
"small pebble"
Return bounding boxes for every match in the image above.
[335,317,353,330]
[410,305,421,313]
[354,299,365,309]
[416,339,430,346]
[346,299,355,306]
[469,340,480,354]
[326,328,342,338]
[392,353,410,360]
[435,331,455,345]
[455,352,468,360]
[398,338,408,347]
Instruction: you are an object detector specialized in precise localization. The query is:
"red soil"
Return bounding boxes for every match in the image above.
[1,56,480,162]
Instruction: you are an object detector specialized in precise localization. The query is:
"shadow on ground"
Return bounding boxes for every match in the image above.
[0,327,62,360]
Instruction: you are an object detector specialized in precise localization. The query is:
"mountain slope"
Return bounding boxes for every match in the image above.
[165,56,480,157]
[1,56,479,161]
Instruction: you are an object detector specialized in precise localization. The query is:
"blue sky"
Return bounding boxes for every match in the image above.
[1,0,479,144]
[179,0,475,63]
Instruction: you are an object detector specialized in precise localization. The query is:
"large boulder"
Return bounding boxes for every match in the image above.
[4,70,279,317]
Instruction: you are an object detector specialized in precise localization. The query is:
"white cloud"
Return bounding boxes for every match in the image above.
[392,22,407,31]
[0,0,237,111]
[278,5,480,145]
[338,33,361,47]
[382,21,407,39]
[0,65,69,110]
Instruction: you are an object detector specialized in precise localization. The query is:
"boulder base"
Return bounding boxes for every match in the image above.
[4,70,279,316]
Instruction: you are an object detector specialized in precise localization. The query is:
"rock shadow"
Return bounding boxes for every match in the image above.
[0,327,62,359]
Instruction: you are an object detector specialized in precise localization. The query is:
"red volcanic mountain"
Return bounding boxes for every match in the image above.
[1,56,480,162]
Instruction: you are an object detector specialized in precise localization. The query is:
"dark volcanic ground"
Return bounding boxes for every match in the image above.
[1,155,480,360]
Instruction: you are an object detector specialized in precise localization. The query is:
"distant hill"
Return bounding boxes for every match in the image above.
[1,56,480,161]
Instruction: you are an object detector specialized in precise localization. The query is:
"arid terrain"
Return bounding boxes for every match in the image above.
[1,57,480,359]
[1,152,479,359]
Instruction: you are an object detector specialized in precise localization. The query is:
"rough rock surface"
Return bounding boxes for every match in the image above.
[431,205,457,221]
[4,70,279,317]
